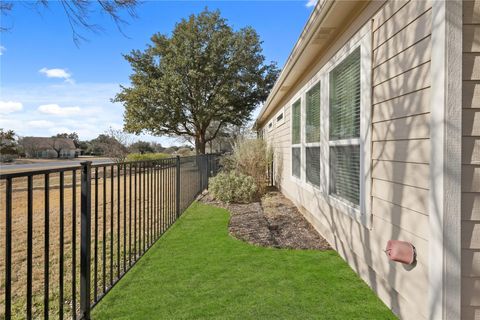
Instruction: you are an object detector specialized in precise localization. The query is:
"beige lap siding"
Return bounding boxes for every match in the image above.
[261,1,433,319]
[462,1,480,318]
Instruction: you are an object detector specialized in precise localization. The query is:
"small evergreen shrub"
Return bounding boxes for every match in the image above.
[209,171,257,203]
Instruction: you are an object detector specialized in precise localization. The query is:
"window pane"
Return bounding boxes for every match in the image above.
[277,112,284,122]
[330,145,360,205]
[306,147,320,186]
[306,82,320,143]
[292,147,301,178]
[329,48,361,141]
[292,99,301,144]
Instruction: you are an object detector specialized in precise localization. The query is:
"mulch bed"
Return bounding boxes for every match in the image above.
[199,189,331,250]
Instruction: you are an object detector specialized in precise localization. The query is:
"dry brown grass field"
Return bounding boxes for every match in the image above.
[0,161,203,319]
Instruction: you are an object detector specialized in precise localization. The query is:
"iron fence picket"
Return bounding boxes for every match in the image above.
[59,171,65,319]
[94,168,99,302]
[0,154,220,319]
[44,174,50,319]
[26,175,33,320]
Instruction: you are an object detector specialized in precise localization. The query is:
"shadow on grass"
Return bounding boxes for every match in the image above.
[92,202,397,320]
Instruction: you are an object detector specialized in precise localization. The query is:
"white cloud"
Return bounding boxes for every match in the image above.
[28,120,55,128]
[0,46,5,56]
[0,100,23,114]
[39,67,74,84]
[38,103,82,116]
[306,0,317,7]
[0,82,178,146]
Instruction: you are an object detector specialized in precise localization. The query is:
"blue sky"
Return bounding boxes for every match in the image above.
[0,1,314,146]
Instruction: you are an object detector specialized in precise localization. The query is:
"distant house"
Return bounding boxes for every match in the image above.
[255,1,472,319]
[21,137,76,159]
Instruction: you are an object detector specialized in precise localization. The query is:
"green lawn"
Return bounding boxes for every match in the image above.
[92,202,396,319]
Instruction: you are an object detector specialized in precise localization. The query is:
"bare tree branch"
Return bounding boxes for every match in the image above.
[0,0,139,45]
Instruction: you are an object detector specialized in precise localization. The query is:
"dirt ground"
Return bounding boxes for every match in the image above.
[200,189,331,250]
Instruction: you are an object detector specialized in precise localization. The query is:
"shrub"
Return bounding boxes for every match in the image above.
[126,153,170,162]
[176,147,194,156]
[226,138,273,195]
[0,154,17,163]
[209,171,257,203]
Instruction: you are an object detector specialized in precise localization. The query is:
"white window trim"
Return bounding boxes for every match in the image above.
[324,25,371,227]
[288,23,371,227]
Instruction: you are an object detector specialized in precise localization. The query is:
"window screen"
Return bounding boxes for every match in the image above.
[329,145,360,205]
[329,48,361,141]
[306,147,320,186]
[292,147,301,178]
[306,83,320,143]
[292,99,301,144]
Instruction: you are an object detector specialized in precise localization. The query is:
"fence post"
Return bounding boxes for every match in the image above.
[176,156,181,218]
[200,155,204,190]
[80,161,92,319]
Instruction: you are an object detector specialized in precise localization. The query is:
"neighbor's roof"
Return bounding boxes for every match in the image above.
[255,0,370,128]
[21,137,76,150]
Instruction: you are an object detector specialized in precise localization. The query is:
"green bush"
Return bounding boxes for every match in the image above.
[126,153,170,162]
[209,171,257,203]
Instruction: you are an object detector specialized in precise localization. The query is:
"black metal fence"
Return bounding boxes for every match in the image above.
[0,154,219,319]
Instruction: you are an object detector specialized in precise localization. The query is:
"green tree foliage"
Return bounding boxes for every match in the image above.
[129,140,155,154]
[115,9,279,154]
[89,131,129,162]
[0,128,17,155]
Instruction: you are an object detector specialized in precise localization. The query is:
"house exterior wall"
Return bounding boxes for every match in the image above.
[261,1,433,319]
[462,1,480,318]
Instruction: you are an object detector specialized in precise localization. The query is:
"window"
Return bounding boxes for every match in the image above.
[286,24,371,224]
[277,113,284,122]
[291,99,301,178]
[329,145,360,205]
[292,99,301,144]
[268,121,274,132]
[306,146,320,186]
[275,107,285,126]
[292,148,301,178]
[305,82,321,186]
[306,83,321,143]
[329,47,361,206]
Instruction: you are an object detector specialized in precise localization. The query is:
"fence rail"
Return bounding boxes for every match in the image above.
[0,154,220,319]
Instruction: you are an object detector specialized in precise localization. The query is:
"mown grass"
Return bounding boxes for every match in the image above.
[93,202,396,320]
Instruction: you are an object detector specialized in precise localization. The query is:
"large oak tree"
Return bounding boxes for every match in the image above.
[115,9,279,154]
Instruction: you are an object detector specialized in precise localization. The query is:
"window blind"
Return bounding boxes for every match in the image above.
[292,147,301,178]
[292,99,301,144]
[329,145,360,205]
[306,147,320,186]
[329,48,361,141]
[306,83,320,143]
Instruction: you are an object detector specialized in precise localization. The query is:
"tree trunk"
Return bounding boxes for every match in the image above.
[195,134,206,155]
